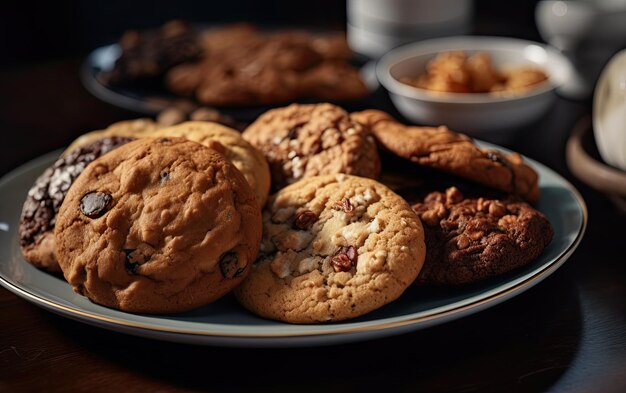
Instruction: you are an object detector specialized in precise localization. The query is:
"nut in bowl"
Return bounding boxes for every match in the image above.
[376,36,574,135]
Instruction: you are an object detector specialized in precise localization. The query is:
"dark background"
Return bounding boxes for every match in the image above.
[3,0,543,65]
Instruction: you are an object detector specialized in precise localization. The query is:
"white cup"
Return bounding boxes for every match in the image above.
[347,0,473,58]
[535,0,626,98]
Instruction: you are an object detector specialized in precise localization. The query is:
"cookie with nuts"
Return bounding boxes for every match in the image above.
[19,136,135,273]
[152,121,271,207]
[242,103,381,190]
[54,137,262,313]
[412,187,553,285]
[351,109,540,203]
[234,174,425,323]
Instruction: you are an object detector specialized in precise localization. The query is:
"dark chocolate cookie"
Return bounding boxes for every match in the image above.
[104,20,201,85]
[412,187,553,285]
[19,136,134,272]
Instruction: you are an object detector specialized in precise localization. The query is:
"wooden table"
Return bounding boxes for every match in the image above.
[1,58,625,393]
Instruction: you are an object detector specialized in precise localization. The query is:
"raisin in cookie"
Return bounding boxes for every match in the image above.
[243,103,380,190]
[63,119,162,156]
[412,187,553,285]
[55,137,261,313]
[351,109,540,203]
[152,121,271,207]
[234,174,425,323]
[19,136,134,273]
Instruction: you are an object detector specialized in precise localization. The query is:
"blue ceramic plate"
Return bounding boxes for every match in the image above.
[0,144,586,347]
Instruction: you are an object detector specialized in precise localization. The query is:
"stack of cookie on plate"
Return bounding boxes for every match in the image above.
[18,102,553,323]
[102,21,369,107]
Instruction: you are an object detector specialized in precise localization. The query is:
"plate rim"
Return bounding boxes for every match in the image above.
[0,146,588,340]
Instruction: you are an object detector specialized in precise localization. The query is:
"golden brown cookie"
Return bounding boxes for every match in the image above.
[55,137,262,314]
[234,174,425,323]
[164,24,367,107]
[62,119,162,156]
[299,62,369,102]
[351,110,540,203]
[243,103,381,190]
[152,121,271,207]
[19,137,135,273]
[412,187,553,285]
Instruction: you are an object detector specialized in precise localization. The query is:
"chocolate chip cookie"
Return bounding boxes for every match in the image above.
[243,103,381,190]
[63,119,162,156]
[351,110,540,203]
[19,136,135,272]
[234,174,425,323]
[412,187,553,285]
[55,137,262,313]
[152,121,271,207]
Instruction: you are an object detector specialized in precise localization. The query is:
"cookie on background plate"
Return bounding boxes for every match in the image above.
[152,121,271,207]
[55,137,261,314]
[351,109,540,203]
[243,103,381,190]
[19,136,135,273]
[234,174,425,324]
[412,187,553,285]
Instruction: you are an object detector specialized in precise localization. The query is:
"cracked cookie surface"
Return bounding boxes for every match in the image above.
[19,136,134,273]
[234,174,425,323]
[152,121,271,207]
[351,109,539,203]
[55,137,261,313]
[412,187,553,285]
[243,103,381,190]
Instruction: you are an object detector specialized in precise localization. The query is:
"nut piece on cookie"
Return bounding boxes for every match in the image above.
[242,103,381,191]
[412,187,553,285]
[19,136,135,273]
[152,121,271,207]
[54,137,262,314]
[351,109,540,203]
[234,174,425,324]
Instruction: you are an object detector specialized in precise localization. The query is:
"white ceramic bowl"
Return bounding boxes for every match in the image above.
[593,48,626,172]
[376,36,574,135]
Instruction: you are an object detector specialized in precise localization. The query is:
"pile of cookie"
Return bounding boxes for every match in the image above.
[19,103,553,323]
[102,21,368,106]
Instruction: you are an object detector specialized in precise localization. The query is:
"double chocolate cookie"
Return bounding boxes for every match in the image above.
[104,20,201,85]
[54,137,262,313]
[243,103,381,190]
[412,187,553,285]
[19,136,134,272]
[234,175,425,323]
[351,109,540,203]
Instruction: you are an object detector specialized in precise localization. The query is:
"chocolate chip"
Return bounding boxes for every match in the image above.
[330,246,357,272]
[80,191,112,218]
[219,252,244,279]
[293,210,317,230]
[124,249,139,273]
[160,170,170,183]
[287,127,298,140]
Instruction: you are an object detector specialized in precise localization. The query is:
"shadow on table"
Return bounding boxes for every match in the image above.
[44,268,582,393]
